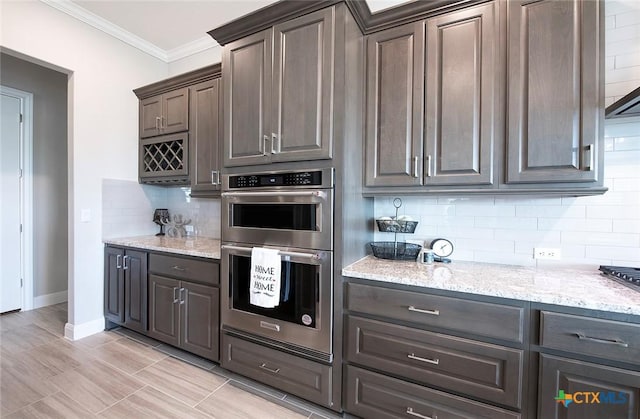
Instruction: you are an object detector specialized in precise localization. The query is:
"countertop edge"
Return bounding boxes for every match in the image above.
[104,236,221,260]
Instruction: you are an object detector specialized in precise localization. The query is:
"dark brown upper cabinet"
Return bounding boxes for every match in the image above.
[424,2,497,186]
[506,0,603,185]
[134,64,221,186]
[139,88,189,139]
[365,21,425,187]
[365,2,498,188]
[189,78,222,196]
[222,7,334,167]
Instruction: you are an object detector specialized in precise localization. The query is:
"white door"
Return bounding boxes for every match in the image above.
[1,93,23,313]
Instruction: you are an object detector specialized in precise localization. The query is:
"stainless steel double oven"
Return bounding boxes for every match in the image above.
[221,168,334,360]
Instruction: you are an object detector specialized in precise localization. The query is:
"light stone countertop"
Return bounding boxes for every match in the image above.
[343,256,640,316]
[104,236,221,259]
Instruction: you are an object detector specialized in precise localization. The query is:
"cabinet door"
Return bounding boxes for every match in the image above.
[148,274,180,347]
[181,282,219,361]
[190,78,221,195]
[539,354,640,419]
[104,246,124,324]
[161,88,189,135]
[506,0,602,183]
[365,22,425,187]
[271,7,334,162]
[140,95,162,138]
[223,29,272,167]
[123,249,147,333]
[425,2,497,186]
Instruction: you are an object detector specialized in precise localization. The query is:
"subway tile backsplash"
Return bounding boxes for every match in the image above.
[102,179,221,239]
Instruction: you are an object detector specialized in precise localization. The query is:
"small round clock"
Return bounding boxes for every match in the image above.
[430,238,454,259]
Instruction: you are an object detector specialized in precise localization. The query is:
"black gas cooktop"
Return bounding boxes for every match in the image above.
[599,266,640,291]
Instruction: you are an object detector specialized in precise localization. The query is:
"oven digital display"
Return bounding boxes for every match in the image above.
[261,175,283,186]
[229,170,323,188]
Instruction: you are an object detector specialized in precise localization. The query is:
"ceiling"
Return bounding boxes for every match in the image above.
[42,0,412,62]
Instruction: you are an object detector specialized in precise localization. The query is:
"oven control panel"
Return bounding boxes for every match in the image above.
[229,170,325,189]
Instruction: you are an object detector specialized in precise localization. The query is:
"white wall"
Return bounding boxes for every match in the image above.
[168,46,222,76]
[1,0,168,339]
[374,0,640,269]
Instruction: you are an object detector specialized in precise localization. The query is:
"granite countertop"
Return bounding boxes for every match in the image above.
[343,256,640,316]
[104,236,221,259]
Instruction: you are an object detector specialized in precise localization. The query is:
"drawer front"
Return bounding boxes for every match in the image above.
[345,365,521,419]
[346,316,523,408]
[149,253,219,286]
[346,283,525,343]
[540,311,640,365]
[221,334,333,408]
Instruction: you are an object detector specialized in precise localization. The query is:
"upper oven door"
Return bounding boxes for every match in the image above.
[222,189,333,250]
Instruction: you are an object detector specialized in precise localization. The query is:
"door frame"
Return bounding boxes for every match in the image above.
[1,85,34,311]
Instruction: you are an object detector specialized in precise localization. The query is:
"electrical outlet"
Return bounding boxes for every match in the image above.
[533,248,561,260]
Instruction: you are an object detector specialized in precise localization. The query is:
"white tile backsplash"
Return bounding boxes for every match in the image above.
[102,180,221,239]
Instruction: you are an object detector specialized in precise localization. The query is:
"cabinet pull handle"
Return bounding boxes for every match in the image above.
[122,255,129,270]
[211,170,217,185]
[406,407,436,419]
[160,116,165,129]
[271,133,279,154]
[426,155,432,177]
[408,306,440,316]
[116,254,122,269]
[173,287,179,304]
[259,363,280,374]
[179,287,185,304]
[155,116,160,131]
[216,170,221,186]
[413,156,419,178]
[263,135,269,156]
[575,332,628,348]
[585,144,594,171]
[407,353,440,365]
[171,265,186,271]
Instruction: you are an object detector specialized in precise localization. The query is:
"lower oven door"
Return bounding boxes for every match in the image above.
[221,243,332,358]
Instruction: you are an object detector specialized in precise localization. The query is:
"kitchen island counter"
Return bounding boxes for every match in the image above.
[343,256,640,316]
[104,235,221,259]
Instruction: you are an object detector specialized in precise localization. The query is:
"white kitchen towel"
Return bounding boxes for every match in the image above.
[249,247,282,308]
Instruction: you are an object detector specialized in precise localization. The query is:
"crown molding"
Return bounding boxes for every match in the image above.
[39,0,217,63]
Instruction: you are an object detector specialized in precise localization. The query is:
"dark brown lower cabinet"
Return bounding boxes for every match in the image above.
[104,246,147,333]
[345,365,521,419]
[538,354,640,419]
[148,273,219,361]
[221,334,333,408]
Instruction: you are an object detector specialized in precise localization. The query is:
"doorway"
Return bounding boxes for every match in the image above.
[1,86,33,313]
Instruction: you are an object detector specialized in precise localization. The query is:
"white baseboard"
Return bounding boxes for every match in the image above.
[33,291,68,309]
[64,317,105,341]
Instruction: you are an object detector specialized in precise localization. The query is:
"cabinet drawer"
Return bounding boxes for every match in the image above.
[540,311,640,366]
[221,334,333,408]
[149,253,218,286]
[346,316,523,408]
[345,365,521,419]
[346,283,525,343]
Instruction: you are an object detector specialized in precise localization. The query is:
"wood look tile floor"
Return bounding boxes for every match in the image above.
[0,304,341,418]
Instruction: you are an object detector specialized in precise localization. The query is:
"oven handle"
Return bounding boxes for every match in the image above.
[221,191,326,198]
[221,244,322,260]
